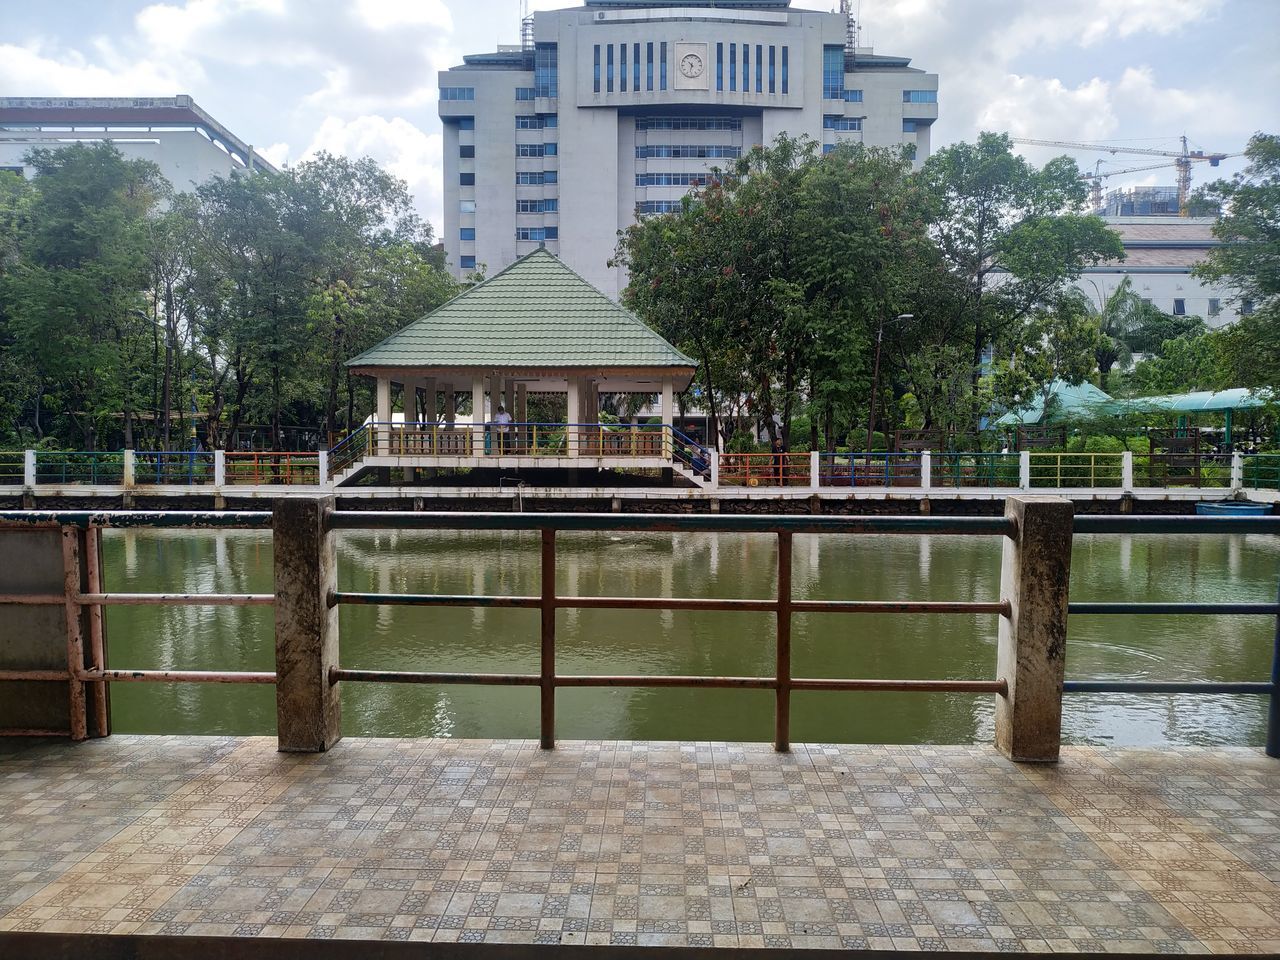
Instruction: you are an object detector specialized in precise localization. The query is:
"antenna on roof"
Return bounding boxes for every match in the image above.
[520,0,533,52]
[840,0,861,54]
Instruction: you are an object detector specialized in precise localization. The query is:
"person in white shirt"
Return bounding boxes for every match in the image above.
[493,404,514,453]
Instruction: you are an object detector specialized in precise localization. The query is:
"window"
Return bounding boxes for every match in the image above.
[729,43,736,91]
[781,46,788,94]
[458,116,475,130]
[633,43,640,91]
[620,44,628,92]
[459,144,475,158]
[844,89,863,103]
[822,45,843,99]
[516,172,543,185]
[544,226,558,240]
[516,115,541,129]
[543,198,558,213]
[716,43,723,92]
[637,200,684,215]
[742,44,749,92]
[517,227,547,242]
[542,113,557,128]
[902,119,917,132]
[1173,298,1186,315]
[534,43,558,98]
[517,143,545,157]
[636,145,741,159]
[607,45,614,93]
[634,117,741,131]
[594,45,601,94]
[823,115,862,130]
[755,44,762,92]
[1208,298,1221,317]
[822,144,834,155]
[460,200,476,214]
[517,199,544,213]
[544,142,558,156]
[460,255,476,270]
[440,87,474,101]
[647,42,654,91]
[903,89,937,103]
[460,173,475,186]
[636,172,708,187]
[515,87,535,101]
[460,227,475,241]
[544,170,558,184]
[660,42,667,90]
[768,45,775,93]
[1242,299,1254,315]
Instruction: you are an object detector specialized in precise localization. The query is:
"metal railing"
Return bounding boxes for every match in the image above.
[1145,451,1233,488]
[133,450,215,485]
[819,452,923,487]
[224,451,319,485]
[1028,452,1124,488]
[1244,454,1280,490]
[34,451,126,485]
[0,452,24,486]
[718,452,811,487]
[2,503,1276,759]
[932,452,1020,488]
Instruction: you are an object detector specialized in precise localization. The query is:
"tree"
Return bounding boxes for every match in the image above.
[918,132,1124,424]
[989,295,1101,418]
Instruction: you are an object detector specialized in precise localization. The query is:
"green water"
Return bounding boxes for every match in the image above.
[99,529,1278,747]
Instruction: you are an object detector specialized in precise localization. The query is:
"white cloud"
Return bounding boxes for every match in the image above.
[354,0,452,31]
[303,115,444,228]
[258,141,291,168]
[0,39,194,95]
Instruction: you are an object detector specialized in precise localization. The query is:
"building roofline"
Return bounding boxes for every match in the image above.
[0,96,277,174]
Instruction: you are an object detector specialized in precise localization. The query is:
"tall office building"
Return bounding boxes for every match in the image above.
[439,0,938,297]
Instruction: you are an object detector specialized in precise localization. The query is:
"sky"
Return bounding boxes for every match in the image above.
[2,0,1277,236]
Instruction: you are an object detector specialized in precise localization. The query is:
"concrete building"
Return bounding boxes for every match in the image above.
[0,95,275,191]
[1076,216,1244,329]
[438,0,938,297]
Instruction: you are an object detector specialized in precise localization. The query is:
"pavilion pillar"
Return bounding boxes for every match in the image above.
[661,376,674,460]
[375,376,391,455]
[424,376,437,445]
[516,383,527,453]
[471,375,486,457]
[566,377,580,457]
[445,388,456,425]
[504,379,515,421]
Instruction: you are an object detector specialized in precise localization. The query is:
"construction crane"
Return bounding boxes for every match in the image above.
[1011,136,1238,216]
[1081,159,1191,212]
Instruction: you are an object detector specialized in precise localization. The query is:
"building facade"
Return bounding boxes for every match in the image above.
[438,0,938,297]
[1075,216,1244,330]
[0,96,275,192]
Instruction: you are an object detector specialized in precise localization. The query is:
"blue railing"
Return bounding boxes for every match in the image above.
[133,450,215,485]
[34,451,126,485]
[819,452,923,487]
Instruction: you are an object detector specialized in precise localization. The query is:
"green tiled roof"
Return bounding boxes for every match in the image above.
[348,249,695,370]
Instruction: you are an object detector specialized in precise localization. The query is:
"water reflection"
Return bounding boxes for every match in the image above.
[100,529,1274,747]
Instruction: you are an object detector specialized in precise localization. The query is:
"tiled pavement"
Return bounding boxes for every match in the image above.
[0,737,1277,953]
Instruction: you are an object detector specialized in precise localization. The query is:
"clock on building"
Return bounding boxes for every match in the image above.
[679,53,704,79]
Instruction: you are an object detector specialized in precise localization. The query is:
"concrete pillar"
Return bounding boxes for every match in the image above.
[920,450,931,491]
[1121,451,1134,493]
[1230,452,1243,491]
[1018,450,1031,490]
[504,378,515,420]
[376,376,391,455]
[809,450,820,490]
[317,451,329,487]
[445,388,457,424]
[566,377,580,457]
[710,450,720,488]
[995,496,1074,763]
[122,450,135,489]
[273,496,341,752]
[214,450,226,487]
[23,449,36,488]
[660,377,673,460]
[471,376,486,456]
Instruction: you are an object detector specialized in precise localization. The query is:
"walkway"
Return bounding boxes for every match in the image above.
[0,737,1277,953]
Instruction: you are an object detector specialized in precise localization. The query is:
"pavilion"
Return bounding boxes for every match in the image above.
[337,249,702,485]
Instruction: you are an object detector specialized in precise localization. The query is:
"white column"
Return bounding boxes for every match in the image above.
[660,377,673,460]
[376,376,391,455]
[1121,450,1134,493]
[809,450,820,490]
[566,377,579,457]
[710,449,720,488]
[122,449,136,488]
[316,450,328,487]
[471,375,486,456]
[1019,450,1031,490]
[214,449,226,487]
[1230,452,1243,491]
[424,377,437,454]
[920,450,932,491]
[23,449,36,488]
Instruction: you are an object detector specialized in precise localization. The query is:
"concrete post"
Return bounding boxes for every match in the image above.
[710,449,720,488]
[1018,450,1031,490]
[1121,451,1134,493]
[444,387,457,425]
[809,450,820,490]
[566,377,580,457]
[316,451,329,487]
[1230,452,1243,492]
[213,450,226,487]
[471,376,486,456]
[122,450,136,489]
[920,450,931,491]
[995,496,1074,763]
[375,377,391,455]
[660,377,673,460]
[23,449,36,488]
[273,497,341,752]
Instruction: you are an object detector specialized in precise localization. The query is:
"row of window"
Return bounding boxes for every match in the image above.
[903,90,937,103]
[595,42,665,94]
[516,114,558,129]
[516,143,558,157]
[636,173,708,187]
[637,200,684,215]
[515,171,559,185]
[713,42,787,95]
[822,115,862,131]
[440,87,474,101]
[517,226,558,242]
[822,46,844,100]
[636,145,740,159]
[534,43,558,99]
[635,117,741,131]
[517,198,558,213]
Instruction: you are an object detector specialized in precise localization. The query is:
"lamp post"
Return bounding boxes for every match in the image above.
[865,314,913,452]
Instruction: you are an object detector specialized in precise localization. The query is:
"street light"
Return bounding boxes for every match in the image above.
[865,313,913,452]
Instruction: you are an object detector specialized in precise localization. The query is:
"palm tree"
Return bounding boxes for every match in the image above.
[1080,277,1161,381]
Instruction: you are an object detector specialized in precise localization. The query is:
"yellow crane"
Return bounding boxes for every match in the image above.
[1011,136,1239,216]
[1081,159,1190,212]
